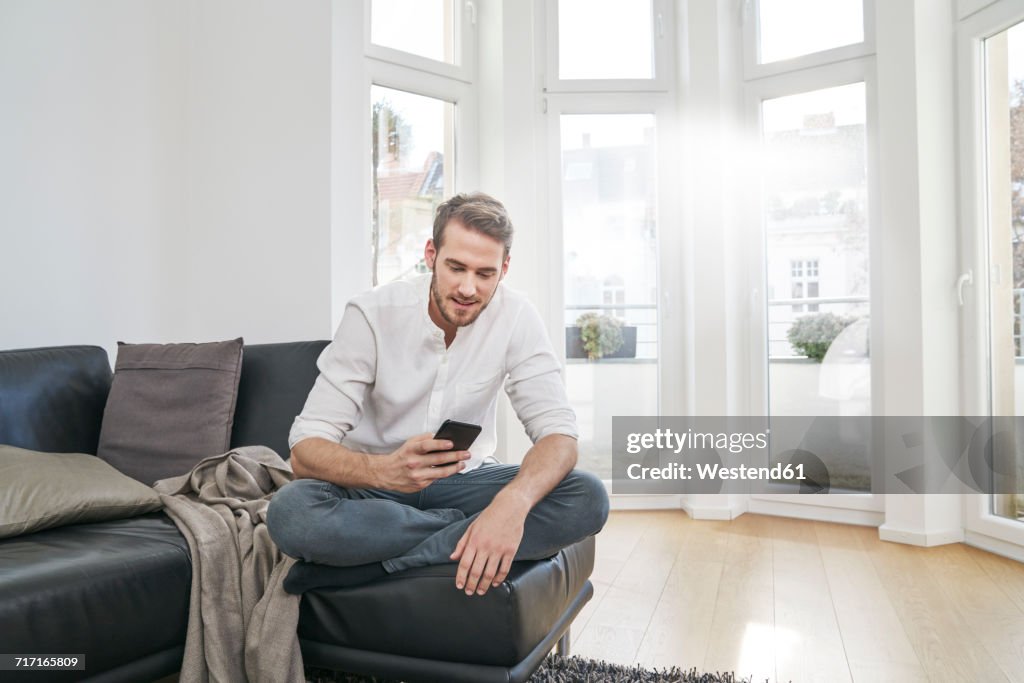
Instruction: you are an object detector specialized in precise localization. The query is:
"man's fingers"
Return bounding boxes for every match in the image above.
[417,438,454,454]
[492,555,513,587]
[463,552,490,595]
[455,547,476,590]
[476,554,502,595]
[426,450,470,466]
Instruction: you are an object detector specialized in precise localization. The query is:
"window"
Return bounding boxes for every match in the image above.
[746,3,876,502]
[602,275,626,318]
[757,0,864,64]
[982,19,1024,521]
[744,0,874,80]
[370,0,456,65]
[371,86,454,284]
[762,82,871,416]
[560,113,661,479]
[362,0,476,286]
[557,0,654,80]
[790,259,820,313]
[547,0,670,92]
[544,2,674,480]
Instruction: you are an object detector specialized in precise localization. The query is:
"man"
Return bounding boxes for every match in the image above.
[267,192,608,597]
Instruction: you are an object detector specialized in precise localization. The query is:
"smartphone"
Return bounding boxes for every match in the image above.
[432,419,482,467]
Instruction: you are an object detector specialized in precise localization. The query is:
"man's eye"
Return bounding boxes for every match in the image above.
[479,273,493,280]
[450,266,464,272]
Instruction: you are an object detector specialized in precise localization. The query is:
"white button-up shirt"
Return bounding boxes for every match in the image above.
[289,274,577,472]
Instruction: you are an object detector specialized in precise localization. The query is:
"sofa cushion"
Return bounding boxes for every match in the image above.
[97,338,244,484]
[231,340,330,460]
[0,445,162,539]
[0,513,190,682]
[0,345,112,455]
[297,537,595,667]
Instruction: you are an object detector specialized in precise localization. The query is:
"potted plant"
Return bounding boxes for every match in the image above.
[786,312,855,362]
[565,312,636,360]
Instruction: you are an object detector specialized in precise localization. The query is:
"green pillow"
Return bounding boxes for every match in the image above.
[0,445,163,539]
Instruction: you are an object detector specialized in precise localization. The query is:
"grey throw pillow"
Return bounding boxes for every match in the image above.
[0,445,163,539]
[96,338,244,484]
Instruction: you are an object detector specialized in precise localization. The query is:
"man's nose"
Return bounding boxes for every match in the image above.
[457,275,476,297]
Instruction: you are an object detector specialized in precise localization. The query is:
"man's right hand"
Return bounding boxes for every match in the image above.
[370,433,470,493]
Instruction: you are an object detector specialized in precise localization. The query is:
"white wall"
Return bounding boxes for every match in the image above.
[0,0,334,358]
[176,0,333,345]
[0,1,185,351]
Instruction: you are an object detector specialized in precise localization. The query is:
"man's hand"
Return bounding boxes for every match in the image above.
[450,493,530,596]
[370,433,471,493]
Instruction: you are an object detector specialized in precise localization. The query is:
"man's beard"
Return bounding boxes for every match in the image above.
[430,271,495,329]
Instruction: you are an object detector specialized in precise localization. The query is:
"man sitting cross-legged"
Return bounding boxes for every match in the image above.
[267,192,609,597]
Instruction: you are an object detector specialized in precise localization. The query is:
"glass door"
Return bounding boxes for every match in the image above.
[759,82,874,494]
[559,114,660,480]
[961,3,1024,555]
[983,19,1024,521]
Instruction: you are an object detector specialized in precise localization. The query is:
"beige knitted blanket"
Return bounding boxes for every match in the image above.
[154,446,303,683]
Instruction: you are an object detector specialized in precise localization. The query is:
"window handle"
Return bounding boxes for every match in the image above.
[465,1,476,26]
[957,270,973,306]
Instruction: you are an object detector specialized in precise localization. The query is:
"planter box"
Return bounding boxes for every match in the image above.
[565,326,637,360]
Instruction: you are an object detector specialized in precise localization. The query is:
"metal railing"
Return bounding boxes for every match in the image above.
[565,303,658,359]
[564,288,1024,360]
[1016,288,1024,357]
[766,295,869,359]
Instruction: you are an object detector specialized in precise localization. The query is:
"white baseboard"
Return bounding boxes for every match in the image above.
[963,529,1024,563]
[878,524,963,547]
[608,494,683,510]
[748,498,883,527]
[681,499,748,520]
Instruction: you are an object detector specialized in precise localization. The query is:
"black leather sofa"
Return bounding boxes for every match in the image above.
[0,342,596,683]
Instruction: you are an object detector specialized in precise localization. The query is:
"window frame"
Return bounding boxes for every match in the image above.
[541,93,680,481]
[364,0,475,84]
[742,0,876,81]
[363,0,479,286]
[956,0,1024,550]
[743,37,883,516]
[544,0,673,94]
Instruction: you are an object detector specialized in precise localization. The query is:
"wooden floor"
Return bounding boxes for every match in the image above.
[570,511,1024,683]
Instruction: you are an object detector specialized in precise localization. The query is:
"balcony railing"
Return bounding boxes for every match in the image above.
[1016,288,1024,357]
[565,289,1024,361]
[767,295,869,359]
[565,303,658,360]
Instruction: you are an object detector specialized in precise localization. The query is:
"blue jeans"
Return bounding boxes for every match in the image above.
[266,464,609,573]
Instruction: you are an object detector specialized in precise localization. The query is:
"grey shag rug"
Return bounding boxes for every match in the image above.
[305,654,752,682]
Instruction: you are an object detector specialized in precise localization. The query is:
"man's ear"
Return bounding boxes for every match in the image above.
[424,239,437,270]
[500,255,510,278]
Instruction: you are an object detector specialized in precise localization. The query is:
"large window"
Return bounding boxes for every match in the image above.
[757,0,865,64]
[557,0,654,80]
[364,0,475,285]
[561,114,660,478]
[371,86,454,284]
[745,0,874,80]
[370,0,456,65]
[983,20,1024,521]
[546,0,670,92]
[746,3,876,498]
[546,1,673,480]
[958,0,1024,556]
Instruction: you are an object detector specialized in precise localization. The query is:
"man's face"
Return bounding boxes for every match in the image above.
[424,220,509,332]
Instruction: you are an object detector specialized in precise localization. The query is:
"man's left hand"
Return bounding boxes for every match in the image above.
[450,495,528,596]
